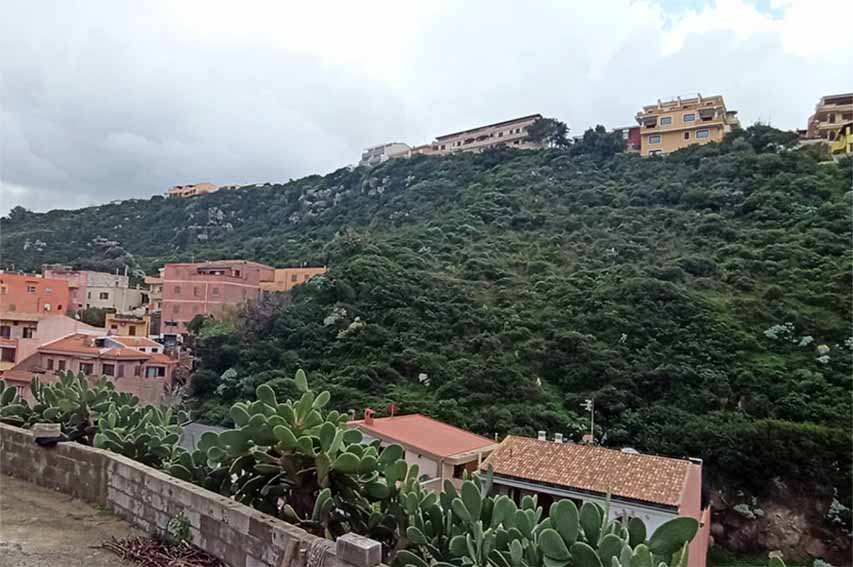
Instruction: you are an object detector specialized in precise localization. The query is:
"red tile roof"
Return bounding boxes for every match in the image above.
[349,414,498,459]
[147,353,176,364]
[481,436,693,508]
[111,336,160,348]
[38,334,101,355]
[101,348,149,359]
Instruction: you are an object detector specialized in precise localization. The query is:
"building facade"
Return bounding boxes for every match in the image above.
[635,94,739,157]
[428,114,544,155]
[805,93,853,142]
[0,272,70,315]
[157,260,275,336]
[359,143,411,167]
[482,435,710,567]
[612,126,642,152]
[167,182,219,198]
[105,313,151,337]
[349,411,498,491]
[3,334,177,406]
[259,267,328,293]
[43,266,147,312]
[0,314,103,371]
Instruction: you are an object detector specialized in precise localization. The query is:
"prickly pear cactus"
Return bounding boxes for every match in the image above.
[0,379,31,426]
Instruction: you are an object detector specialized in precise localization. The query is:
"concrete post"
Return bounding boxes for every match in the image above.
[335,533,382,567]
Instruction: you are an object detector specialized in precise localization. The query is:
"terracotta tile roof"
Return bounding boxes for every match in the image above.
[349,414,498,459]
[147,353,176,364]
[1,369,40,383]
[38,334,101,355]
[481,436,692,508]
[101,348,149,359]
[111,336,160,348]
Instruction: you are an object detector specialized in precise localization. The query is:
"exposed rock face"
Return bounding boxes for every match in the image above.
[709,480,851,565]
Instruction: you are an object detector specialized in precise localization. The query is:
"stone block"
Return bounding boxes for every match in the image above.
[336,533,382,567]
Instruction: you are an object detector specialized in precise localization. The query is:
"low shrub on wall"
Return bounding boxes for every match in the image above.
[0,374,789,567]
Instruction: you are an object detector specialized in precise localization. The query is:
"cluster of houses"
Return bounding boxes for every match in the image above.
[360,91,853,166]
[0,261,327,404]
[347,410,710,567]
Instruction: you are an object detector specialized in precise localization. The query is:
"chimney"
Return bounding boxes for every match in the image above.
[537,431,547,441]
[554,433,564,444]
[364,408,375,426]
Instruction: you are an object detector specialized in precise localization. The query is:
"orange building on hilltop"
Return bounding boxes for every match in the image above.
[0,272,70,315]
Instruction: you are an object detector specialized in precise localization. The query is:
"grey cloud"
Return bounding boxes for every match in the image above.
[1,0,850,214]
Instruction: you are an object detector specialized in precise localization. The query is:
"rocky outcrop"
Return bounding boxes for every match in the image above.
[709,480,851,565]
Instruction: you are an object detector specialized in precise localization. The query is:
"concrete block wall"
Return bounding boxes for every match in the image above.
[0,423,383,567]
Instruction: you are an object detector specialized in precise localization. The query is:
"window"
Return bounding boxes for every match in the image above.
[99,292,109,300]
[151,348,159,353]
[134,365,141,377]
[26,285,37,293]
[145,366,166,378]
[80,362,94,375]
[649,149,663,156]
[58,360,66,371]
[235,270,241,277]
[211,287,220,296]
[696,129,710,139]
[111,325,118,330]
[1,348,15,363]
[648,134,661,144]
[291,275,298,282]
[828,131,836,141]
[453,464,466,479]
[660,116,672,125]
[47,358,54,370]
[0,326,10,339]
[683,113,696,122]
[193,286,201,297]
[117,364,125,378]
[88,292,92,299]
[0,285,6,295]
[102,364,115,377]
[128,326,136,336]
[828,113,836,124]
[22,327,34,339]
[174,285,181,295]
[684,131,691,140]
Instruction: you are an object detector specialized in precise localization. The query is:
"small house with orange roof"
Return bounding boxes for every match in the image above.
[2,333,178,406]
[348,410,499,490]
[482,435,710,567]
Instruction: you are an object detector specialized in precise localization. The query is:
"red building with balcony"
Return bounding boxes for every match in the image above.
[157,261,275,336]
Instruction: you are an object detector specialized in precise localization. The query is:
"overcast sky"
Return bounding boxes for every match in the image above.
[1,0,851,215]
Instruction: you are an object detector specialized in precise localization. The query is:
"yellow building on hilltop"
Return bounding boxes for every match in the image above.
[635,94,739,157]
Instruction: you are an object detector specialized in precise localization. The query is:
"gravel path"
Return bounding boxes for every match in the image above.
[0,475,138,567]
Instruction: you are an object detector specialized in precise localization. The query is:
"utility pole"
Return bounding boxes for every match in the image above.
[582,399,594,444]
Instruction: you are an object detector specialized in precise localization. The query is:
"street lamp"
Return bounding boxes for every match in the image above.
[581,399,594,444]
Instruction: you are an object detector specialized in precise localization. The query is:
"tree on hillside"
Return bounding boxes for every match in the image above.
[570,125,625,159]
[527,117,571,148]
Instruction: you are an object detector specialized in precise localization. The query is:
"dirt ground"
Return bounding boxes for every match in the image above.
[0,475,138,567]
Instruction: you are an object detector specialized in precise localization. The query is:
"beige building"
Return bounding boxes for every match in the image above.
[805,93,853,142]
[105,313,151,337]
[43,266,147,313]
[427,114,544,155]
[259,267,327,293]
[167,182,219,198]
[359,143,411,167]
[635,95,739,157]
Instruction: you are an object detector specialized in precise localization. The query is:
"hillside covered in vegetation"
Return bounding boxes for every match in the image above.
[3,129,851,529]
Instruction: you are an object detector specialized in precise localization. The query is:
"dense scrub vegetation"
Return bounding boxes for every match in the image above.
[3,127,851,511]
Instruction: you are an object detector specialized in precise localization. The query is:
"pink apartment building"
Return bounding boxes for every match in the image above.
[2,334,178,405]
[152,261,275,336]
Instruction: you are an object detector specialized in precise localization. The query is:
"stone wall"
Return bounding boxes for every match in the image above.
[0,423,381,567]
